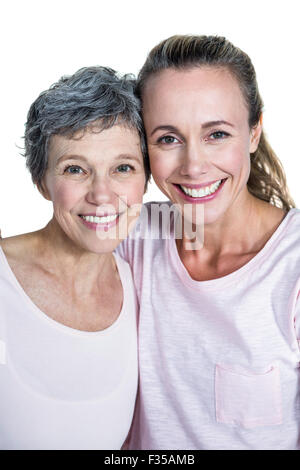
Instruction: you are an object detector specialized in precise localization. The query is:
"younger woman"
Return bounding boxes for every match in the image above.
[118,35,300,450]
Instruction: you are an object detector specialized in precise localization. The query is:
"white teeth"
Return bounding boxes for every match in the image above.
[180,179,223,198]
[81,214,118,224]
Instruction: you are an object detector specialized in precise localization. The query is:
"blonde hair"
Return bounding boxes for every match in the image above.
[137,35,295,211]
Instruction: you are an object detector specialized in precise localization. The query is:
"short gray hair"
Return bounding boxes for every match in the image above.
[24,66,150,185]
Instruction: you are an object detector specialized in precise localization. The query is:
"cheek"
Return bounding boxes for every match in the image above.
[149,151,175,184]
[50,181,85,212]
[115,175,145,206]
[220,141,250,177]
[124,178,146,205]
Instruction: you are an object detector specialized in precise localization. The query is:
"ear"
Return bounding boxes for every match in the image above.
[249,114,263,153]
[37,178,51,201]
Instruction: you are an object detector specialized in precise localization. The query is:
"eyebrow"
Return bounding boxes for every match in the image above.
[114,154,143,165]
[201,120,234,129]
[56,154,83,164]
[150,125,178,137]
[150,120,234,136]
[56,153,142,166]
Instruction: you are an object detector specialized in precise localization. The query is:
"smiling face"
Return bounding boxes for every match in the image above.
[41,124,145,253]
[142,67,262,226]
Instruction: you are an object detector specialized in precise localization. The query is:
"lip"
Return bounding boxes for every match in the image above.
[79,212,118,217]
[177,179,223,189]
[173,178,227,203]
[79,214,121,232]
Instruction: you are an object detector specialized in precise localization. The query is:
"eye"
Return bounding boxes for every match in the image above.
[157,135,180,145]
[208,131,230,140]
[116,164,134,173]
[64,165,84,175]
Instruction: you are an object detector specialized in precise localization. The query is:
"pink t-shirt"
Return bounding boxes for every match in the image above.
[117,202,300,450]
[0,250,138,450]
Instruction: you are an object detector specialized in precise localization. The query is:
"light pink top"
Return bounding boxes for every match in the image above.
[0,249,138,450]
[117,203,300,450]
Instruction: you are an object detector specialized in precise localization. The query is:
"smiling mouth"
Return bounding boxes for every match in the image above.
[175,179,227,198]
[79,214,119,224]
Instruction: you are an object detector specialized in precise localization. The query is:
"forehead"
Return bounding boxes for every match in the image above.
[142,67,249,127]
[48,124,142,162]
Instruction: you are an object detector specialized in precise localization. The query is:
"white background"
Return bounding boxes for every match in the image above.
[1,0,299,237]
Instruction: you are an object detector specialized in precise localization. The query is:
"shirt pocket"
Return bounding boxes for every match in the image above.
[215,363,282,428]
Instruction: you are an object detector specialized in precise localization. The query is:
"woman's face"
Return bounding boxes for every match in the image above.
[41,124,145,253]
[142,67,262,226]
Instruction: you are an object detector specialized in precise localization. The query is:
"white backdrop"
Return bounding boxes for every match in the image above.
[1,0,299,237]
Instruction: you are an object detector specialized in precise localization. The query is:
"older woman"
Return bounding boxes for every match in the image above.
[117,36,300,450]
[0,66,149,450]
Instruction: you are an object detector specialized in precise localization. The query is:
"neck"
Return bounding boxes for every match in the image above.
[36,217,116,291]
[178,189,284,258]
[203,191,259,253]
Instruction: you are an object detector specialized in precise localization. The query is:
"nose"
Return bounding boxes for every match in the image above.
[179,142,210,178]
[85,174,115,205]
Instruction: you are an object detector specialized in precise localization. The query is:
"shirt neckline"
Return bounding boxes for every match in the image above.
[168,208,297,291]
[0,246,128,337]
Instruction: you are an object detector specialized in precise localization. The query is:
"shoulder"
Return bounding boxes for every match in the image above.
[260,207,300,259]
[281,209,300,258]
[0,235,25,258]
[281,208,300,238]
[267,208,300,284]
[0,233,39,265]
[287,207,300,222]
[259,202,300,250]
